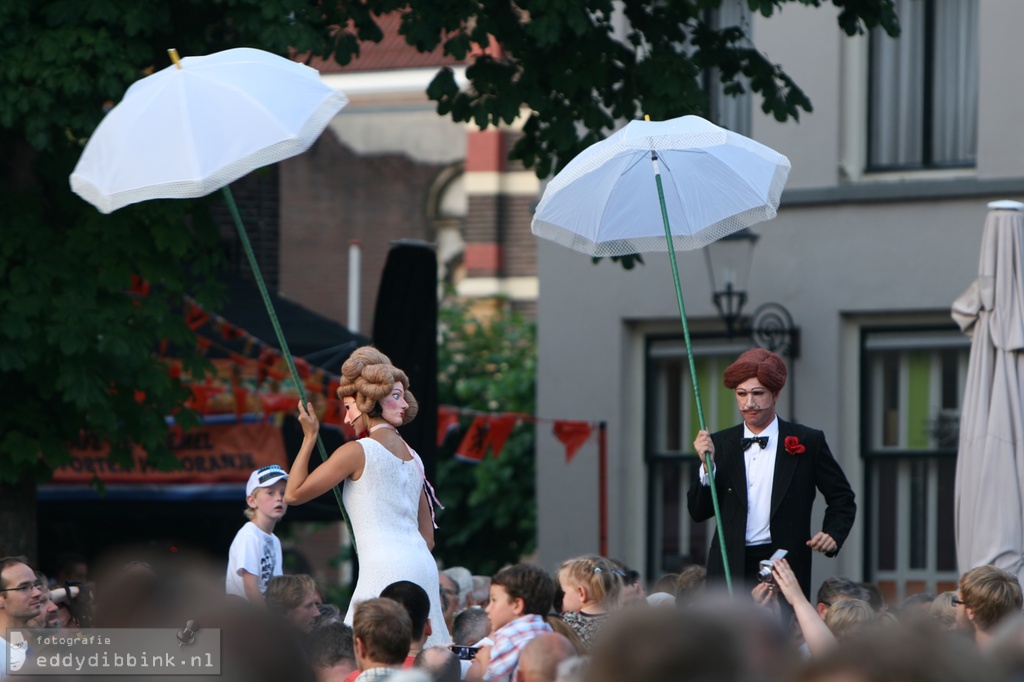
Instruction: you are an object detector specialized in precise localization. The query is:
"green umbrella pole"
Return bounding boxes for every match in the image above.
[652,155,732,595]
[221,186,353,548]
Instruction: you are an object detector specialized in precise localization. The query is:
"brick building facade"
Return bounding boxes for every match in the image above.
[215,15,542,331]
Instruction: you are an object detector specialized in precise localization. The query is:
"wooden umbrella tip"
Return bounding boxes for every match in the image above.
[168,48,182,69]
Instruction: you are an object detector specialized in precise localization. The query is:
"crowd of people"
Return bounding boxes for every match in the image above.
[6,347,1024,681]
[6,548,1024,682]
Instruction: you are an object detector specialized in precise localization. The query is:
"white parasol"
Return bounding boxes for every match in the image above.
[69,46,350,522]
[532,114,792,593]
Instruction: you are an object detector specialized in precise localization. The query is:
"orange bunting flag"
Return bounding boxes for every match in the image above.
[437,407,460,447]
[455,418,489,462]
[455,415,520,461]
[129,275,151,297]
[259,347,278,365]
[187,384,225,414]
[185,304,209,331]
[294,357,311,380]
[257,347,278,385]
[233,386,249,422]
[486,415,518,459]
[553,421,594,463]
[221,322,245,340]
[260,393,296,421]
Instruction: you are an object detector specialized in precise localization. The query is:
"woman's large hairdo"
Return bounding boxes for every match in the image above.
[722,348,787,393]
[336,346,418,424]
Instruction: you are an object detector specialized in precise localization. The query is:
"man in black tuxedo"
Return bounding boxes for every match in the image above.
[687,349,856,599]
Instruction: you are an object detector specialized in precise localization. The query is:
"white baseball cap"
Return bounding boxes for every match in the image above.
[246,464,289,497]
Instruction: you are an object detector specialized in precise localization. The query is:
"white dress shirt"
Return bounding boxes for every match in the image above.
[699,416,779,545]
[742,418,778,545]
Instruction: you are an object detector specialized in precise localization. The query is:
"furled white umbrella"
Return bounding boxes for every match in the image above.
[532,115,792,593]
[69,46,350,522]
[954,200,1024,582]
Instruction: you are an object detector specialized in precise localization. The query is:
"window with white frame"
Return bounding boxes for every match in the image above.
[863,328,969,603]
[646,336,750,576]
[867,0,978,170]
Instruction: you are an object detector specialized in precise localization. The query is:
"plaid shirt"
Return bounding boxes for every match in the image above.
[484,614,553,682]
[354,666,400,682]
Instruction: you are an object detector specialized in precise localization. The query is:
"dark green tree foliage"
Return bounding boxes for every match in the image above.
[413,0,899,177]
[435,298,536,574]
[0,0,355,483]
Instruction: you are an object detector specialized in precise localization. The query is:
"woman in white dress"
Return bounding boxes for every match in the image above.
[283,346,449,645]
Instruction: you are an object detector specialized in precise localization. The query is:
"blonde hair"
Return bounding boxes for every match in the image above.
[337,346,417,425]
[960,564,1024,632]
[558,555,623,609]
[265,574,319,613]
[243,486,272,520]
[824,598,875,640]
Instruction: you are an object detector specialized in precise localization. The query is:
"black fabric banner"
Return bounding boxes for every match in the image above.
[372,241,439,483]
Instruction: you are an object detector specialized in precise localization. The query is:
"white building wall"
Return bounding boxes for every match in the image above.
[977,1,1024,179]
[536,0,1024,589]
[750,4,842,191]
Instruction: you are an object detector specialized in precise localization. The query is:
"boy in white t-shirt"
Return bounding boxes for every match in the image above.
[226,465,289,604]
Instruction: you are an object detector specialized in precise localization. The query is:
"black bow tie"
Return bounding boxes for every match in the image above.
[741,436,769,451]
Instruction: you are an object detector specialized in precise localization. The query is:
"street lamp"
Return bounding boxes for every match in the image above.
[703,229,800,359]
[704,229,758,336]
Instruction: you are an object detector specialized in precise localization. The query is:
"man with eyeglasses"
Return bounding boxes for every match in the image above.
[26,573,59,630]
[0,556,44,677]
[955,564,1023,648]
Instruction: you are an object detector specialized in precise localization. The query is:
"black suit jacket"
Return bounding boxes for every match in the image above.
[686,419,856,598]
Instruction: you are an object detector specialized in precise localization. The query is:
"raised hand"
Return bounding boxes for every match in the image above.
[297,400,319,439]
[752,582,780,617]
[770,557,803,606]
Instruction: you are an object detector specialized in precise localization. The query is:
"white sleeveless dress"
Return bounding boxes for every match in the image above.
[342,437,451,645]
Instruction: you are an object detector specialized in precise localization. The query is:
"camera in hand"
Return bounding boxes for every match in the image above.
[451,646,480,660]
[757,549,788,589]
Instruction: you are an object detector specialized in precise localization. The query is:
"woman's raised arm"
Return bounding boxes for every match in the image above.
[284,401,365,505]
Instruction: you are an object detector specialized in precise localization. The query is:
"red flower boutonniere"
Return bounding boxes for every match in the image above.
[784,436,806,455]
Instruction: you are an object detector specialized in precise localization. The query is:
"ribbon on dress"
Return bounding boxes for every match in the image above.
[402,438,445,529]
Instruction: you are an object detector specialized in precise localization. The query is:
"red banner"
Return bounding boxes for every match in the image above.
[455,415,520,461]
[437,406,460,446]
[53,422,287,485]
[455,418,489,462]
[486,415,518,458]
[553,421,594,463]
